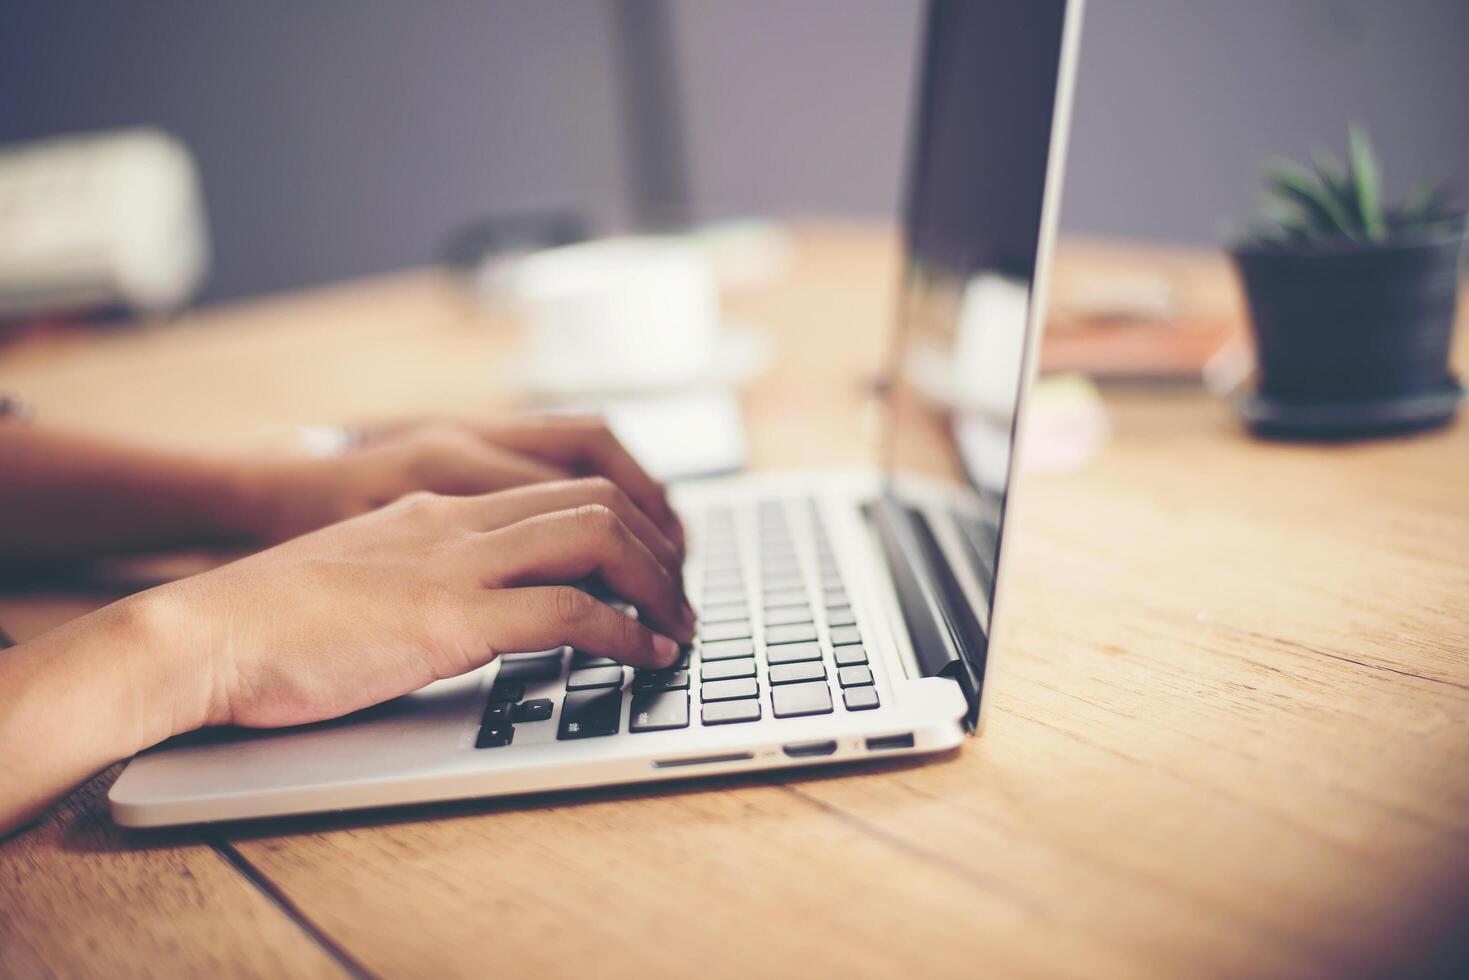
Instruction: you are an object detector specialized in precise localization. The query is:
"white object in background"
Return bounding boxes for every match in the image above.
[504,236,771,398]
[555,389,747,482]
[0,127,210,317]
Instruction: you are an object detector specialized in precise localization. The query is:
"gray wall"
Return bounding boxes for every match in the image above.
[4,1,1467,303]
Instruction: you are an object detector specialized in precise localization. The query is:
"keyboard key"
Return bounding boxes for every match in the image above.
[512,698,554,722]
[703,570,744,590]
[766,622,818,646]
[481,701,512,726]
[567,665,625,690]
[772,682,833,718]
[769,661,827,685]
[702,699,762,725]
[558,688,623,739]
[829,625,862,647]
[764,588,808,609]
[762,574,805,593]
[838,665,874,688]
[701,678,759,702]
[475,723,514,748]
[701,602,749,624]
[825,606,857,627]
[823,587,849,607]
[833,645,869,667]
[700,620,752,643]
[843,686,880,711]
[629,691,690,732]
[764,606,814,627]
[633,668,690,692]
[497,653,564,683]
[760,554,802,574]
[700,638,755,661]
[702,587,747,607]
[487,682,525,703]
[572,651,619,669]
[766,641,823,665]
[702,657,757,681]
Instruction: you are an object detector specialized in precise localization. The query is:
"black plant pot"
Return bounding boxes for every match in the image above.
[1231,224,1466,438]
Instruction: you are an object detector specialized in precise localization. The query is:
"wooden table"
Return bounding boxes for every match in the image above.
[2,226,1466,979]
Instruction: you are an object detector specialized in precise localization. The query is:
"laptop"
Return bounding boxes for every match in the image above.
[109,0,1083,828]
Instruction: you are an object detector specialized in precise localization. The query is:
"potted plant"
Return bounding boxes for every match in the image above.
[1230,125,1466,438]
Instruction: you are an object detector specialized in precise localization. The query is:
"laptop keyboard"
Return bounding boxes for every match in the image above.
[474,498,879,749]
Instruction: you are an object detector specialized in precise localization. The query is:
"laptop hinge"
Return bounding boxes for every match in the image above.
[866,497,985,731]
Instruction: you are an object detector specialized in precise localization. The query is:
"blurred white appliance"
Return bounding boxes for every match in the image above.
[0,127,210,318]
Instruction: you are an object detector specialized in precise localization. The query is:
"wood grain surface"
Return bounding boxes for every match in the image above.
[1,225,1466,979]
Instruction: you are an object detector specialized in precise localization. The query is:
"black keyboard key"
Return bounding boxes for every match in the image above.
[702,658,756,681]
[701,602,749,624]
[843,686,880,711]
[702,699,762,725]
[825,606,857,628]
[766,622,818,646]
[481,701,513,726]
[497,653,564,683]
[829,625,862,647]
[834,645,869,667]
[701,678,759,702]
[567,665,625,690]
[487,682,524,703]
[475,723,515,748]
[629,691,690,732]
[838,665,874,688]
[769,661,827,685]
[764,588,808,609]
[557,688,623,739]
[700,620,752,643]
[571,651,619,669]
[700,638,755,661]
[765,641,823,666]
[512,698,554,722]
[764,606,814,627]
[771,682,833,718]
[633,668,690,692]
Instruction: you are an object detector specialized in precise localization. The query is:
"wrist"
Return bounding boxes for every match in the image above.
[104,585,224,750]
[191,456,277,544]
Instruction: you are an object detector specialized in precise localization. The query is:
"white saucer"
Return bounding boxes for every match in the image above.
[500,321,774,399]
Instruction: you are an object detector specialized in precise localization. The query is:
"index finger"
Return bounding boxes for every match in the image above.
[477,416,685,550]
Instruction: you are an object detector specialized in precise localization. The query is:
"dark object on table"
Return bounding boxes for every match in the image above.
[1229,126,1466,439]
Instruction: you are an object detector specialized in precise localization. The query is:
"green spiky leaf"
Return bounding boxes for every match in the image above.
[1346,123,1386,242]
[1263,160,1358,238]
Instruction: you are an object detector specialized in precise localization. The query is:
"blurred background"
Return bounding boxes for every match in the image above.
[4,0,1467,304]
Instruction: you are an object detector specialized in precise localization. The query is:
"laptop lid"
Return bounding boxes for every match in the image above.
[876,0,1082,731]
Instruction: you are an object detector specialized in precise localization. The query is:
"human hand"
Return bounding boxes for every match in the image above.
[152,478,692,731]
[0,477,691,834]
[232,415,684,551]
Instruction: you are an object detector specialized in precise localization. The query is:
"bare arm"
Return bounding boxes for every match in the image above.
[0,415,682,564]
[0,478,692,837]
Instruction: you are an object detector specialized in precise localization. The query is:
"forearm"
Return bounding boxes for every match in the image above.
[0,590,209,837]
[0,425,263,562]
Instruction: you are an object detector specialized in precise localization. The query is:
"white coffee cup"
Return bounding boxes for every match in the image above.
[511,236,721,395]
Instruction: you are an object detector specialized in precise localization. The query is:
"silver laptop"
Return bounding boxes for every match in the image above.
[110,0,1083,828]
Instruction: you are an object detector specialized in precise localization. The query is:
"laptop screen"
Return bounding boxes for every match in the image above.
[880,0,1075,728]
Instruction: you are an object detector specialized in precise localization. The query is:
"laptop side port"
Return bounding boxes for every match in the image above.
[865,733,915,752]
[653,752,755,769]
[782,740,839,759]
